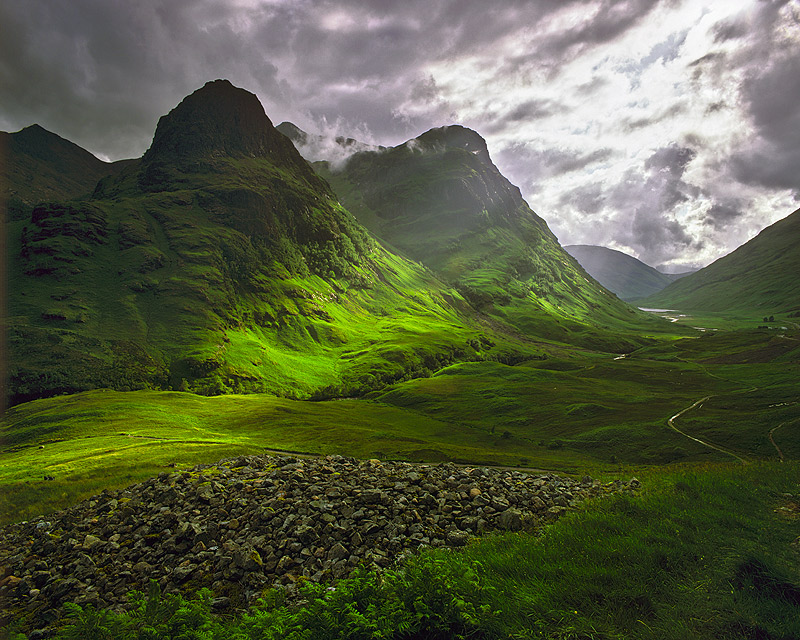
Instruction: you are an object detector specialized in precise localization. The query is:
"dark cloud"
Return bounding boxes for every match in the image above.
[701,1,800,194]
[733,50,800,191]
[495,144,614,195]
[505,100,558,123]
[627,207,699,264]
[644,144,696,176]
[0,0,797,270]
[600,145,702,265]
[0,0,291,158]
[704,200,745,230]
[478,99,563,135]
[622,102,687,131]
[538,0,663,58]
[558,182,606,215]
[500,0,664,82]
[0,0,595,158]
[713,16,749,42]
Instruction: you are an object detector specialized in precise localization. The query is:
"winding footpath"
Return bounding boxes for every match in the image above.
[667,396,747,463]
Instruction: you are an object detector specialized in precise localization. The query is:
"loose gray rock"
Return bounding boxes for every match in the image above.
[0,453,637,636]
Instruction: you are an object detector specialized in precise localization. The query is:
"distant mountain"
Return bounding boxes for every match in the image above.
[7,80,530,405]
[0,124,133,221]
[640,208,800,315]
[292,124,664,349]
[564,245,692,301]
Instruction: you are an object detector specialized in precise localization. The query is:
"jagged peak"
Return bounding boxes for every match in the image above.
[415,124,487,150]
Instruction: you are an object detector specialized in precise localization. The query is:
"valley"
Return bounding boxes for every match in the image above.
[3,320,798,527]
[2,79,799,639]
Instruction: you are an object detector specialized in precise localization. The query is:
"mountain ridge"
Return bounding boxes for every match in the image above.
[640,208,800,315]
[7,80,534,405]
[564,244,693,301]
[294,123,665,349]
[1,124,134,221]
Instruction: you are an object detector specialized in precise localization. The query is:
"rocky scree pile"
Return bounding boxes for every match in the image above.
[0,454,640,634]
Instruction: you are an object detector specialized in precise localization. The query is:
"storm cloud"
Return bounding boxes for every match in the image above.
[1,0,798,269]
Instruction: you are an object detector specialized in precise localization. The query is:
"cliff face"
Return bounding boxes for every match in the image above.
[139,79,327,193]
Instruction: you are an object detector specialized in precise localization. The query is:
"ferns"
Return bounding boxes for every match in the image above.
[51,556,497,640]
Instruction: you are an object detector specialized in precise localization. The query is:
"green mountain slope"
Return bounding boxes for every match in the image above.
[0,124,134,221]
[298,124,667,349]
[564,244,692,301]
[6,80,534,405]
[640,208,800,315]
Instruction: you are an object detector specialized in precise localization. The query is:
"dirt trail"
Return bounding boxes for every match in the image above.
[667,396,746,463]
[768,423,786,462]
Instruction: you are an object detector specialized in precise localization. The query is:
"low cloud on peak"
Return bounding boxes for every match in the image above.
[1,0,798,268]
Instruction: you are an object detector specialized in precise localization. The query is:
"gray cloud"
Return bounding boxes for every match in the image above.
[558,182,606,216]
[705,200,745,230]
[622,102,687,131]
[598,145,702,265]
[733,50,800,192]
[496,144,614,195]
[706,1,800,195]
[0,0,291,158]
[0,0,797,270]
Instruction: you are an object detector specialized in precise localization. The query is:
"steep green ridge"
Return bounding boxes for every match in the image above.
[0,124,133,221]
[300,124,669,349]
[641,208,800,315]
[6,80,533,405]
[565,244,691,301]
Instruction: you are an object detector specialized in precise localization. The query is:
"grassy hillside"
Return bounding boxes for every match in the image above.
[306,125,671,351]
[641,207,800,316]
[3,323,797,526]
[564,244,689,301]
[0,124,133,222]
[6,81,536,406]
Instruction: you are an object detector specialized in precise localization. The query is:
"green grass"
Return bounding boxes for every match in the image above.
[9,142,542,405]
[19,462,799,640]
[3,326,797,526]
[315,133,680,352]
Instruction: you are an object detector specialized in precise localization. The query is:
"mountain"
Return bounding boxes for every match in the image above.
[297,124,664,349]
[564,245,692,301]
[6,80,532,405]
[276,121,386,169]
[0,124,133,221]
[640,208,800,315]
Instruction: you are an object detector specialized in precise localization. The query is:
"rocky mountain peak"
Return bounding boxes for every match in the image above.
[275,121,308,145]
[142,79,300,168]
[414,125,493,166]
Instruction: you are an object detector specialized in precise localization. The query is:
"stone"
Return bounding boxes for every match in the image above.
[83,534,104,550]
[172,564,196,583]
[498,509,524,531]
[327,543,349,562]
[0,452,613,636]
[446,530,470,547]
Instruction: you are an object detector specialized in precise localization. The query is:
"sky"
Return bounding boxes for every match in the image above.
[1,1,798,271]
